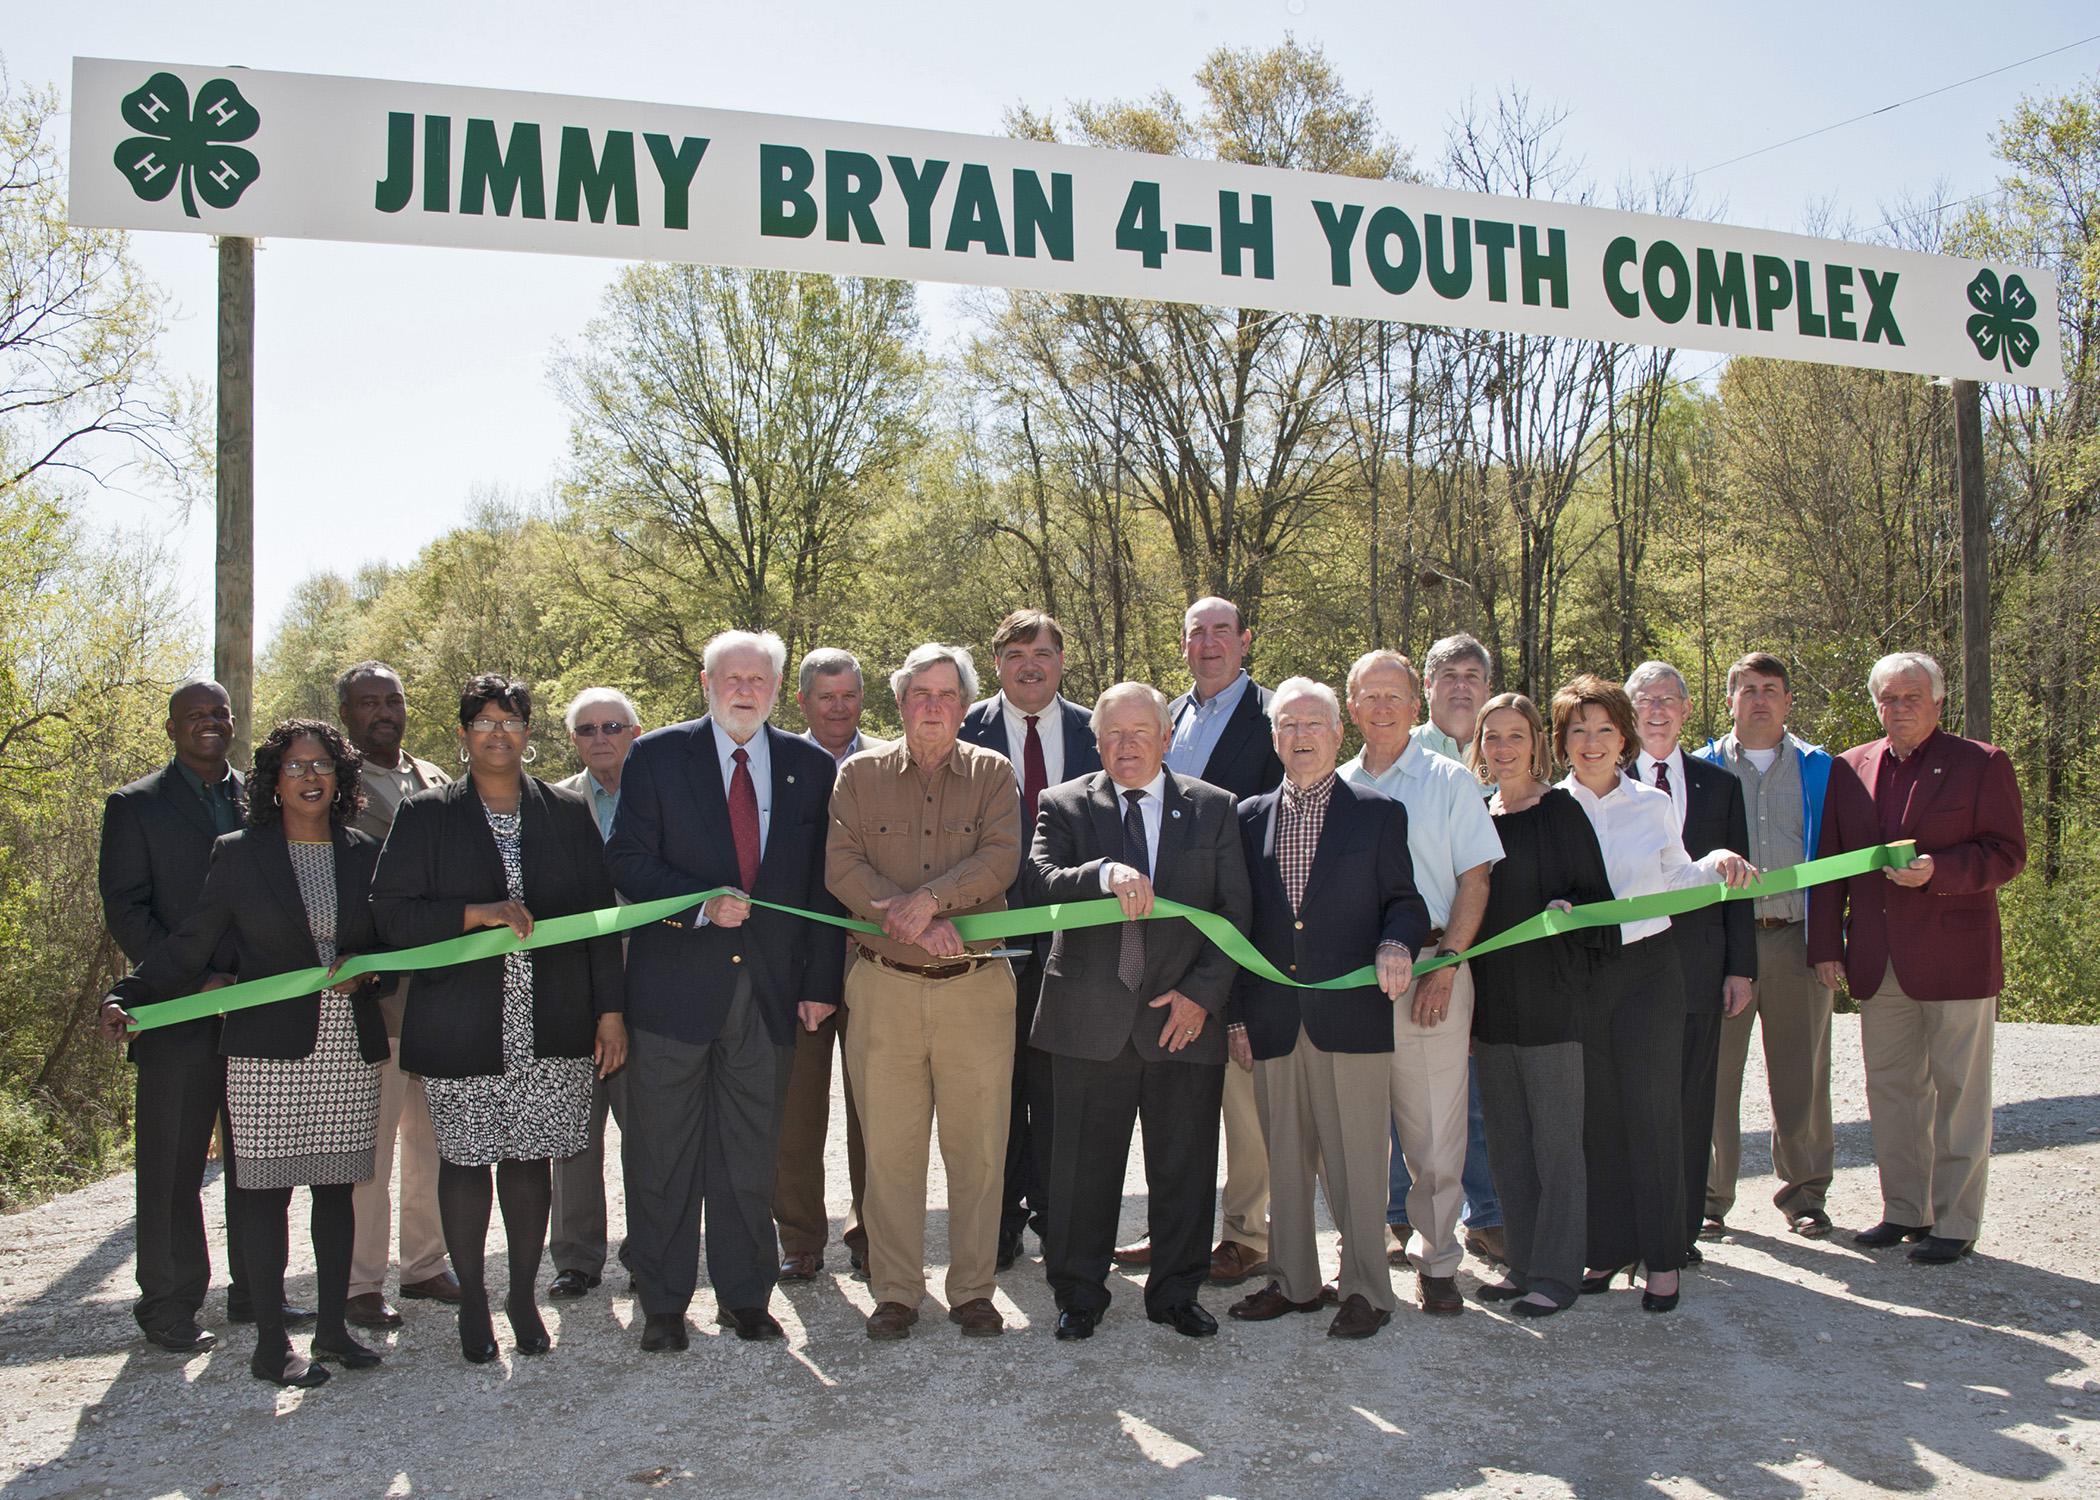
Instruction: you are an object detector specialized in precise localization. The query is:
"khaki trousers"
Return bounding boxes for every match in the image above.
[1708,923,1835,1221]
[773,1005,866,1256]
[1859,967,1995,1241]
[1218,1061,1270,1254]
[1255,1029,1394,1312]
[1390,962,1475,1279]
[843,957,1015,1310]
[350,986,449,1296]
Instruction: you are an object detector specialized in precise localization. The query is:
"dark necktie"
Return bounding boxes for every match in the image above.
[1118,788,1148,991]
[1652,758,1671,796]
[729,746,761,893]
[1022,713,1048,828]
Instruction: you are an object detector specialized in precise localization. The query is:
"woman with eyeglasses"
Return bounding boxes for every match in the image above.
[107,718,390,1386]
[371,675,628,1364]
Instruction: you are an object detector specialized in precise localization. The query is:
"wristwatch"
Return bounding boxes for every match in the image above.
[1434,945,1462,961]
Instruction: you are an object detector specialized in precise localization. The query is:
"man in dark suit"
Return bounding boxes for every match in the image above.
[1028,683,1250,1340]
[1149,595,1285,1286]
[1810,651,2025,1265]
[1225,678,1431,1340]
[957,608,1101,1271]
[95,679,269,1352]
[607,631,846,1349]
[1627,661,1759,1254]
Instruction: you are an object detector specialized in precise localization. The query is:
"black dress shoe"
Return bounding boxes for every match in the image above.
[250,1352,329,1388]
[1477,1281,1525,1302]
[1054,1307,1100,1341]
[1854,1220,1932,1248]
[227,1300,316,1327]
[1685,1244,1704,1267]
[716,1306,785,1341]
[1149,1302,1219,1338]
[311,1335,383,1370]
[144,1323,216,1354]
[1908,1235,1976,1264]
[640,1312,690,1352]
[548,1269,599,1300]
[996,1227,1023,1272]
[505,1296,551,1355]
[458,1299,498,1365]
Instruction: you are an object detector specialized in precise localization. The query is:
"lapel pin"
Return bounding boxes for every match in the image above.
[1171,809,1182,818]
[787,774,796,784]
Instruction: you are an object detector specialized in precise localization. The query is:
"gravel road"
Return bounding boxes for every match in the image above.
[3,1015,2097,1499]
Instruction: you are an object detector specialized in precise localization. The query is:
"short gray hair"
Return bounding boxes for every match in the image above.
[1424,632,1492,683]
[703,629,788,679]
[797,647,864,696]
[563,687,639,732]
[889,643,979,704]
[1269,676,1342,728]
[1345,648,1420,698]
[1868,651,1946,704]
[1624,660,1689,700]
[1091,682,1173,737]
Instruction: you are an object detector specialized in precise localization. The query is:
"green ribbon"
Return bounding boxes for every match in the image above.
[126,841,1911,1032]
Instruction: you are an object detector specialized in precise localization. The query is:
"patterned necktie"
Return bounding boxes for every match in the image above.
[729,746,761,893]
[1118,788,1149,991]
[1022,713,1048,828]
[1652,758,1671,796]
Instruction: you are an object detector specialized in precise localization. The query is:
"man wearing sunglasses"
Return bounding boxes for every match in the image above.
[547,689,646,1301]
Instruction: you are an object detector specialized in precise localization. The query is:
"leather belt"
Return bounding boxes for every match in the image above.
[1754,917,1799,930]
[855,943,999,981]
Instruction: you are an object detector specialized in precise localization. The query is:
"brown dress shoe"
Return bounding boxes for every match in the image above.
[1387,1223,1413,1266]
[865,1301,919,1340]
[778,1251,822,1281]
[400,1272,462,1304]
[1465,1225,1509,1266]
[1227,1281,1328,1321]
[1328,1293,1393,1339]
[343,1293,402,1329]
[1111,1238,1153,1268]
[843,1226,869,1275]
[947,1298,1005,1337]
[1418,1274,1464,1315]
[1208,1240,1269,1284]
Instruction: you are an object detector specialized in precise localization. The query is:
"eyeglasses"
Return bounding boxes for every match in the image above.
[572,721,632,738]
[467,718,528,734]
[1631,695,1685,712]
[280,757,337,779]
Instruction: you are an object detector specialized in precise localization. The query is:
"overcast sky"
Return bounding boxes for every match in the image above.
[11,0,2099,660]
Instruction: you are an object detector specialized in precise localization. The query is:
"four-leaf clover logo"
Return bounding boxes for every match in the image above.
[1964,267,2040,373]
[114,72,261,218]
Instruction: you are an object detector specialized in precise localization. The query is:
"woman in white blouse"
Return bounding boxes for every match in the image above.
[1552,676,1756,1313]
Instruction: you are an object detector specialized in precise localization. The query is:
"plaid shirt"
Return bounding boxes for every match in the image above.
[1276,771,1337,915]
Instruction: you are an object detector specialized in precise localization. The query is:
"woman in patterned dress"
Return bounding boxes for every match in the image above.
[372,676,627,1364]
[109,719,390,1386]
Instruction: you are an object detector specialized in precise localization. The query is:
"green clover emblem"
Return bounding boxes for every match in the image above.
[1964,267,2040,373]
[113,72,261,218]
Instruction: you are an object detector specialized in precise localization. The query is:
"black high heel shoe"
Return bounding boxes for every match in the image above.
[1579,1265,1636,1295]
[506,1294,551,1356]
[1477,1281,1525,1303]
[1641,1271,1681,1314]
[458,1295,498,1365]
[311,1333,383,1370]
[250,1348,330,1388]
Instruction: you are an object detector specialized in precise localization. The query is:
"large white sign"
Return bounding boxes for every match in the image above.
[69,58,2062,388]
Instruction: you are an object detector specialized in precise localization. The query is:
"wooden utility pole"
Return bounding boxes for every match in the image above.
[1952,378,1990,742]
[215,237,255,771]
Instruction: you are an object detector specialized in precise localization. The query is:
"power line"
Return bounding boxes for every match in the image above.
[1690,32,2100,178]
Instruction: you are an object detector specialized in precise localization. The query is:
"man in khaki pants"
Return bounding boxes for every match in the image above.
[827,644,1022,1340]
[337,662,457,1327]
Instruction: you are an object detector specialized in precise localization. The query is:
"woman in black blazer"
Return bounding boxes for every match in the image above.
[370,674,626,1364]
[109,718,390,1387]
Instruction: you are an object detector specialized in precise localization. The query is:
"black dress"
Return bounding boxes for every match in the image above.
[1470,789,1619,1046]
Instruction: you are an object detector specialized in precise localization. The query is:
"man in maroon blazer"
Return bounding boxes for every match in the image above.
[1809,652,2025,1265]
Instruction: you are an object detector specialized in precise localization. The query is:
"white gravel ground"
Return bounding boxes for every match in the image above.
[2,1014,2097,1499]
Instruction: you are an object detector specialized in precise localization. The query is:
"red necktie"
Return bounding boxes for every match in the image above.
[729,746,761,893]
[1022,713,1048,827]
[1652,758,1671,796]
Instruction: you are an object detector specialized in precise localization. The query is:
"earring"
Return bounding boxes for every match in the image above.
[458,748,471,764]
[271,791,281,807]
[522,745,539,764]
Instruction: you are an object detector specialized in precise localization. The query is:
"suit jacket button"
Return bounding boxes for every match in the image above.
[1294,920,1304,930]
[1289,963,1297,973]
[731,954,743,964]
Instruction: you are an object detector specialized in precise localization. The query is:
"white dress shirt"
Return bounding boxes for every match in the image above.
[697,722,772,926]
[1097,771,1166,887]
[1636,746,1689,830]
[1339,736,1503,929]
[996,692,1066,788]
[1560,771,1727,942]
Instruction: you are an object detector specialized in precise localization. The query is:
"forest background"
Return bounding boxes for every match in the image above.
[2,41,2094,1205]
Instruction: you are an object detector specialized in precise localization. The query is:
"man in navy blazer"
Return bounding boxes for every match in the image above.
[607,630,846,1350]
[1627,661,1760,1252]
[1225,678,1430,1340]
[956,608,1101,1271]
